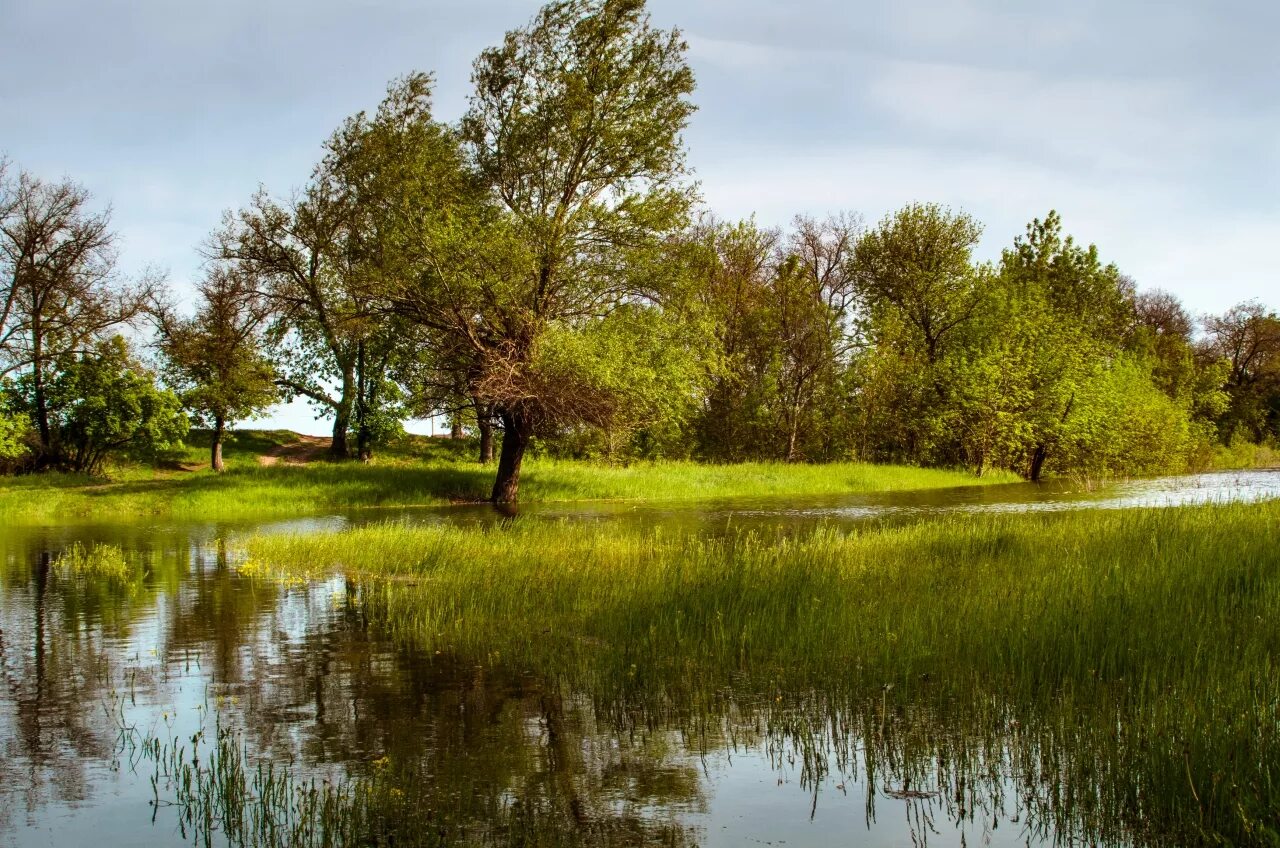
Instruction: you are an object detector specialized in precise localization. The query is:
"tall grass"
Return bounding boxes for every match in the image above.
[242,502,1280,846]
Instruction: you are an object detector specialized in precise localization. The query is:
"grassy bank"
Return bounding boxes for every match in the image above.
[1211,439,1280,470]
[0,429,1013,523]
[241,502,1280,845]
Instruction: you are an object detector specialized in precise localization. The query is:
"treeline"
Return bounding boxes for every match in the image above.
[2,0,1277,501]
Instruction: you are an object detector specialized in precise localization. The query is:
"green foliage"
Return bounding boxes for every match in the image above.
[534,303,702,459]
[52,541,137,582]
[847,207,1216,479]
[0,390,35,469]
[33,336,188,473]
[155,266,279,439]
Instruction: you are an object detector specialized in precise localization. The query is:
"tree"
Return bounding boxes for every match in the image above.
[152,266,279,471]
[995,212,1139,479]
[853,204,984,367]
[683,216,779,461]
[771,214,860,461]
[383,0,697,502]
[0,165,153,463]
[849,204,986,464]
[1200,301,1280,443]
[27,335,187,474]
[210,80,434,462]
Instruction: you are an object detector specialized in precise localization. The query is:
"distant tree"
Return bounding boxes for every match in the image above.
[683,217,779,461]
[853,204,985,367]
[850,204,985,463]
[28,336,187,474]
[995,212,1146,479]
[772,214,860,461]
[0,165,153,463]
[1200,301,1280,443]
[152,266,279,471]
[211,79,433,462]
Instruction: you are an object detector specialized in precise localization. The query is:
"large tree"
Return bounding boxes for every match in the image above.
[382,0,697,502]
[993,211,1138,479]
[152,266,279,471]
[0,165,153,462]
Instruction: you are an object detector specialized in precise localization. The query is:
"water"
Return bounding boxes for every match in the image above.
[1,470,1276,847]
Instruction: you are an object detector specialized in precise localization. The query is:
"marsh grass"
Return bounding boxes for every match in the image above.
[53,542,138,583]
[243,502,1280,845]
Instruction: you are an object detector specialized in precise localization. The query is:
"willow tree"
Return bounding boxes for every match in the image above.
[380,0,696,502]
[466,0,695,501]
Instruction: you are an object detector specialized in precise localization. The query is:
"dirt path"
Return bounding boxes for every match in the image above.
[257,435,332,466]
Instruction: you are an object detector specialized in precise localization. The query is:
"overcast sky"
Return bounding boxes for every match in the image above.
[3,0,1277,433]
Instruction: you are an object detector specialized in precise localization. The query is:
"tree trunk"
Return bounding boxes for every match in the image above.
[331,410,351,460]
[330,366,355,460]
[355,342,372,462]
[1029,444,1048,482]
[31,328,52,461]
[211,415,226,472]
[786,403,802,463]
[473,398,495,464]
[32,362,51,455]
[490,408,531,504]
[450,413,463,440]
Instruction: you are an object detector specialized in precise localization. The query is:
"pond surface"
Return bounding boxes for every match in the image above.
[1,470,1277,847]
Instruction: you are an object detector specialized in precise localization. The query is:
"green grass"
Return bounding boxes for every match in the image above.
[241,502,1280,846]
[1211,439,1280,470]
[0,428,1013,524]
[51,541,136,582]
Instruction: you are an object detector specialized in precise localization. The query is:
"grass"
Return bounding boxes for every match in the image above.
[1211,439,1280,470]
[0,428,1015,524]
[240,501,1280,846]
[52,541,137,582]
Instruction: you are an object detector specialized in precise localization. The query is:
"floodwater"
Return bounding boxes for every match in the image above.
[0,470,1276,847]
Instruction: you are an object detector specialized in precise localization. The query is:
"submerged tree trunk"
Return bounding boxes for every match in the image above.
[490,408,532,504]
[211,414,226,472]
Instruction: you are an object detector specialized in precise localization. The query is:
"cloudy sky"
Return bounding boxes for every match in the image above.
[3,0,1276,433]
